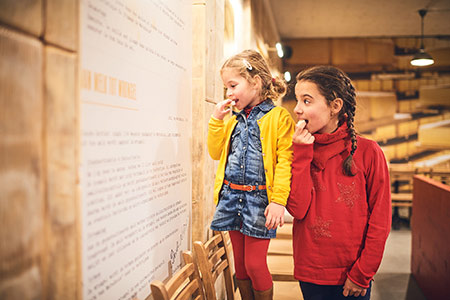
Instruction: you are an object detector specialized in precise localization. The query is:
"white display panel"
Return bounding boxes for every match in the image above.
[80,1,192,299]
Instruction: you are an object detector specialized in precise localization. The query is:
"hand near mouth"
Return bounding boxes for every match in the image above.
[293,120,315,144]
[212,99,235,120]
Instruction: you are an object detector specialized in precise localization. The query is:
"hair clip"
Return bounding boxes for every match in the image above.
[271,77,276,84]
[243,59,253,71]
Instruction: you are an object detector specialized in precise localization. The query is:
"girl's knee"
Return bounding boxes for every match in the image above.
[244,258,268,277]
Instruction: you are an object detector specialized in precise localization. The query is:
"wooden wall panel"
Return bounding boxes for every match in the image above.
[0,1,80,298]
[0,0,42,36]
[285,39,331,65]
[411,175,450,300]
[0,28,44,299]
[44,46,79,300]
[365,39,394,65]
[192,1,209,245]
[191,0,224,244]
[45,0,78,51]
[331,39,366,66]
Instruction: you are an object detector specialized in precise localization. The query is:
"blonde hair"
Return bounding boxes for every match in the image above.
[221,49,287,102]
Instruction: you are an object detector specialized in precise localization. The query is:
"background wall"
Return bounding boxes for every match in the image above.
[0,0,284,299]
[0,0,79,299]
[191,0,225,244]
[191,0,284,243]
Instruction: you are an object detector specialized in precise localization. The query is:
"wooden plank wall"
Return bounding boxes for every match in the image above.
[0,0,79,299]
[191,0,225,244]
[191,0,284,244]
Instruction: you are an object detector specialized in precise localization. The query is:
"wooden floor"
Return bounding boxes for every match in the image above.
[268,222,304,300]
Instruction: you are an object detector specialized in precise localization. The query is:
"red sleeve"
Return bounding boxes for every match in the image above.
[347,141,392,288]
[286,143,314,220]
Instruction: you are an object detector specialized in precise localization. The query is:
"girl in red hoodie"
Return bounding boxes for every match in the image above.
[287,66,391,299]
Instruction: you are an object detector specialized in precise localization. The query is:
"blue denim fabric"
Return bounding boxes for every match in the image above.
[211,100,276,239]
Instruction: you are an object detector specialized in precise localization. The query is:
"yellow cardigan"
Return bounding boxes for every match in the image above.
[207,106,295,206]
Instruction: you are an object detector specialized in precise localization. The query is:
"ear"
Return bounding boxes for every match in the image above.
[252,75,262,90]
[331,98,343,115]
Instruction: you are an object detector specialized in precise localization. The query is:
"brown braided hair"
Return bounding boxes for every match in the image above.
[296,66,358,176]
[221,49,287,102]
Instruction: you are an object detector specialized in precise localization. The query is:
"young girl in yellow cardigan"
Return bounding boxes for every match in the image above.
[207,49,295,299]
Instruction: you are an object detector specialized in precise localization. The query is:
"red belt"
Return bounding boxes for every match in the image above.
[223,179,266,192]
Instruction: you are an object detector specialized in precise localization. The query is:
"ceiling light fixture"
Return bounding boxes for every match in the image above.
[276,43,284,58]
[266,43,293,59]
[284,71,291,82]
[410,9,434,67]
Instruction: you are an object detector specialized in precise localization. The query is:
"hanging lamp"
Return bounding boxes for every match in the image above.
[410,9,434,67]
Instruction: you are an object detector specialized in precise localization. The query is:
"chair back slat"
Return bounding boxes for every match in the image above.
[176,278,203,300]
[150,251,205,300]
[193,231,236,300]
[204,234,222,252]
[182,251,194,264]
[212,260,228,280]
[208,247,225,267]
[150,280,170,300]
[166,264,195,296]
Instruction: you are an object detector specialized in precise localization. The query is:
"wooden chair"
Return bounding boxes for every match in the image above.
[150,251,205,300]
[193,231,236,300]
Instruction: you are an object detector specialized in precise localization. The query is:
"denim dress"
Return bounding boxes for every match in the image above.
[210,100,276,239]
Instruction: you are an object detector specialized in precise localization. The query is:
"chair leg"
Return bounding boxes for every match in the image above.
[253,285,273,300]
[236,279,254,300]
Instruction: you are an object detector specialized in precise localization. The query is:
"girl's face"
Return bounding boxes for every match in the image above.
[221,68,261,111]
[294,80,341,134]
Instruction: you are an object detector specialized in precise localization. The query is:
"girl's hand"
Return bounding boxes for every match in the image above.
[264,202,285,230]
[293,120,315,144]
[342,278,367,297]
[213,99,235,120]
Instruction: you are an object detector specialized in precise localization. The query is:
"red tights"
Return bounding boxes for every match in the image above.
[228,230,272,291]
